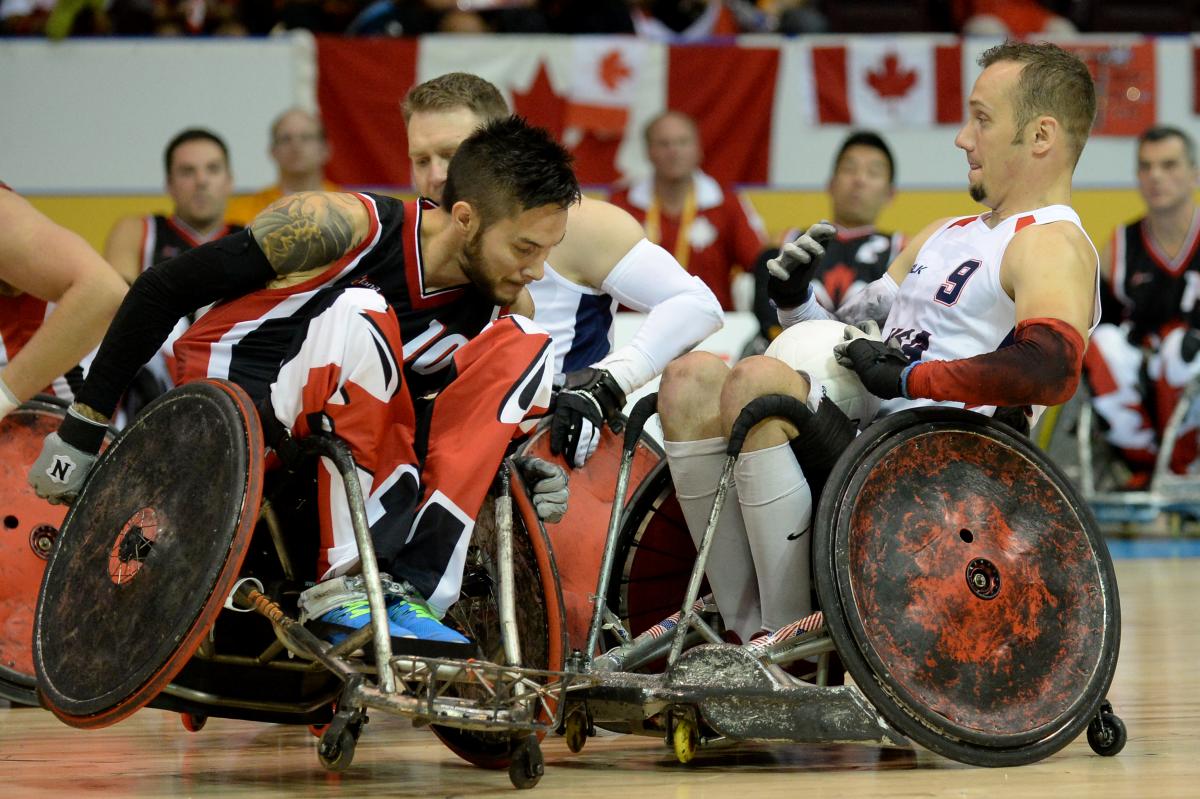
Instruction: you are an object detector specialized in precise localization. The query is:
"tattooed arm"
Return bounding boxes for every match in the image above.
[69,193,365,420]
[250,192,369,285]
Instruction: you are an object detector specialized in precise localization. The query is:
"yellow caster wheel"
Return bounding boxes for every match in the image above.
[672,717,698,764]
[564,708,589,754]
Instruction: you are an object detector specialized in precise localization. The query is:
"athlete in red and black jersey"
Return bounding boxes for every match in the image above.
[1084,126,1200,482]
[0,182,126,418]
[30,118,580,645]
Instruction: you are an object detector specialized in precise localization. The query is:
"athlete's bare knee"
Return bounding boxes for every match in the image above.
[660,351,728,441]
[719,356,811,449]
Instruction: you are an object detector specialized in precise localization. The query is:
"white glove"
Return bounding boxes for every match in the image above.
[765,221,838,280]
[515,456,569,523]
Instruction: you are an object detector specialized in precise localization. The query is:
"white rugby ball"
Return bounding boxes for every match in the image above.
[764,319,881,429]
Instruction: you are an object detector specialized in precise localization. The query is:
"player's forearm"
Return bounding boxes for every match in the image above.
[599,282,723,394]
[596,239,723,394]
[0,266,125,402]
[906,317,1085,407]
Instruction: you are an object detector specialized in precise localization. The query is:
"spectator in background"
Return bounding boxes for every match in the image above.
[751,131,904,343]
[1084,126,1200,486]
[611,110,766,311]
[0,183,126,420]
[226,108,337,226]
[104,128,240,418]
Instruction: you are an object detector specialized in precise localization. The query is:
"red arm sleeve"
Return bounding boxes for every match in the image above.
[905,317,1085,407]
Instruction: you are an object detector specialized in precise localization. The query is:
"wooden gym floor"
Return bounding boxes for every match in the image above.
[2,553,1196,799]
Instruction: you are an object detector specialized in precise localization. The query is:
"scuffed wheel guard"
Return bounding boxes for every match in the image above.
[34,380,264,728]
[814,407,1120,766]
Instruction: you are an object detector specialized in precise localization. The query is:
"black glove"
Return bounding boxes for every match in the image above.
[833,335,911,400]
[765,221,837,309]
[1183,328,1200,363]
[549,367,626,468]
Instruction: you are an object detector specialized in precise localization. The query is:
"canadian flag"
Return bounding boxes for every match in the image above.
[811,39,962,127]
[315,36,777,188]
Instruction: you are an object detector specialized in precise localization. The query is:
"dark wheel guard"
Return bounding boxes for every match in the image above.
[814,407,1120,767]
[34,380,264,728]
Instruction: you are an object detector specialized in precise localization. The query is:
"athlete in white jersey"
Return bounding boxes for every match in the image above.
[875,204,1100,425]
[655,41,1100,645]
[403,72,723,466]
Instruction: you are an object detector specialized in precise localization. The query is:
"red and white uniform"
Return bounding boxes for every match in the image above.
[1084,210,1200,474]
[880,205,1100,425]
[173,194,554,613]
[611,171,765,310]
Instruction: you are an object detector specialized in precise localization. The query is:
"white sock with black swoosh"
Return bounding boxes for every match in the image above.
[735,440,813,633]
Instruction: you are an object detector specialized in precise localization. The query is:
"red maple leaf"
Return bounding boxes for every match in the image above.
[822,263,858,308]
[511,62,566,139]
[866,53,917,100]
[599,50,632,92]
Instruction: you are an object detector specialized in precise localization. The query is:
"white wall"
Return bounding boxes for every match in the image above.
[0,34,316,193]
[2,33,1197,193]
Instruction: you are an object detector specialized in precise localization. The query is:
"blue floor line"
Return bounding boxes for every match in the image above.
[1104,538,1200,559]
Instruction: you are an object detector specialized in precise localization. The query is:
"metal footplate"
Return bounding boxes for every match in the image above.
[348,657,595,733]
[571,644,907,748]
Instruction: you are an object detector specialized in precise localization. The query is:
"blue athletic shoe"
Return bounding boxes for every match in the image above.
[386,597,470,644]
[317,598,415,645]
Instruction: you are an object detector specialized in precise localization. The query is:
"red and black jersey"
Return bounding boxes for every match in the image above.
[811,225,905,310]
[138,215,243,274]
[173,194,501,404]
[752,224,904,338]
[1103,211,1200,344]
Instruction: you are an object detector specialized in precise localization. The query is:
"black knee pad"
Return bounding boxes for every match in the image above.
[788,397,858,496]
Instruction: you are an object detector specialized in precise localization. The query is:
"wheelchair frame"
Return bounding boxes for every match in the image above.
[554,394,1128,767]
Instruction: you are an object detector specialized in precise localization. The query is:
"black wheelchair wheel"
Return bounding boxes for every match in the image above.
[34,380,265,728]
[814,407,1121,766]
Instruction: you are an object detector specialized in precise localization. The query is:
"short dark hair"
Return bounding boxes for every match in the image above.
[403,72,509,124]
[443,116,581,229]
[164,128,230,176]
[1139,126,1197,167]
[978,41,1096,167]
[833,130,896,185]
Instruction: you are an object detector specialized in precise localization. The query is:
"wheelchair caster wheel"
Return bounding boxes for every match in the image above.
[563,707,589,754]
[318,724,360,772]
[671,717,698,764]
[508,735,544,789]
[180,713,207,733]
[1087,702,1127,757]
